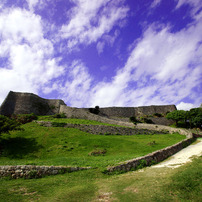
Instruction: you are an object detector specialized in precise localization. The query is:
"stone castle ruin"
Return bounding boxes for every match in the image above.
[0,91,176,125]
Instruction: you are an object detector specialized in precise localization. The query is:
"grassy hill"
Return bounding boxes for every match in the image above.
[0,116,201,201]
[0,118,185,168]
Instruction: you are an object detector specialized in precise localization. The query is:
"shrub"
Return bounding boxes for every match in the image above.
[140,117,154,124]
[153,113,163,117]
[11,113,38,124]
[52,113,66,118]
[0,115,21,134]
[51,122,66,127]
[130,116,141,125]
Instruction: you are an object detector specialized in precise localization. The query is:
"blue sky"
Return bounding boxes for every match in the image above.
[0,0,201,110]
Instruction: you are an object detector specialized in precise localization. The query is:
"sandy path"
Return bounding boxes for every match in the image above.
[153,139,202,168]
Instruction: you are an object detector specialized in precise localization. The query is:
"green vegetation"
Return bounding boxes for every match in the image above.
[166,108,202,128]
[11,113,38,124]
[0,115,21,135]
[52,113,66,118]
[0,154,200,201]
[130,116,154,124]
[38,116,122,127]
[0,114,200,201]
[0,121,185,168]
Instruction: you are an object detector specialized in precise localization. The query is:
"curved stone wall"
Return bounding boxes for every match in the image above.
[106,125,194,173]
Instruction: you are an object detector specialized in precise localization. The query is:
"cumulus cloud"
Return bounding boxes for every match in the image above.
[90,18,202,107]
[0,8,64,104]
[176,102,196,111]
[60,0,129,50]
[58,61,93,107]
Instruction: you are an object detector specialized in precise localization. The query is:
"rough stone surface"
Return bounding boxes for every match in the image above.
[97,105,176,118]
[0,91,66,116]
[0,165,90,179]
[37,121,168,135]
[0,91,176,126]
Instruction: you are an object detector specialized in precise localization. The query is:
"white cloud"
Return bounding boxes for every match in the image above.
[90,18,202,107]
[175,0,202,18]
[0,8,64,104]
[26,0,39,11]
[151,0,162,8]
[96,41,105,55]
[176,102,195,110]
[58,61,93,107]
[60,0,129,50]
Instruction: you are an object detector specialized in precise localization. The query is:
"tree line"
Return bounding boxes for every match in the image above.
[166,107,202,129]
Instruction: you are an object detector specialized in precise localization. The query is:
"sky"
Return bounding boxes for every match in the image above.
[0,0,201,110]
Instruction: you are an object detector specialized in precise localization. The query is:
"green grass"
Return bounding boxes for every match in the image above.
[0,117,200,201]
[0,155,201,201]
[0,122,185,168]
[38,116,123,127]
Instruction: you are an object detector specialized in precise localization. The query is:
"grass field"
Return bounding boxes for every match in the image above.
[0,156,201,201]
[1,117,199,201]
[38,116,123,126]
[0,120,185,168]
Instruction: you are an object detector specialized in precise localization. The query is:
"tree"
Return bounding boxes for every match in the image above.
[0,115,21,135]
[187,108,202,128]
[166,110,187,126]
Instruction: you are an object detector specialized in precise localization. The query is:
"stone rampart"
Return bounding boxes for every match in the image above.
[59,105,134,127]
[0,165,90,179]
[0,91,66,116]
[98,105,176,118]
[0,91,177,126]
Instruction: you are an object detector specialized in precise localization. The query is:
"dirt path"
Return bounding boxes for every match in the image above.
[153,139,202,168]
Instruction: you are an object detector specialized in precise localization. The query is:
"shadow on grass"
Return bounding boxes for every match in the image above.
[0,137,42,159]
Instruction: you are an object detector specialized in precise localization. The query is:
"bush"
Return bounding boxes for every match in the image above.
[52,113,66,118]
[0,115,21,134]
[153,113,163,117]
[130,116,140,125]
[11,113,38,124]
[51,122,66,127]
[140,117,154,124]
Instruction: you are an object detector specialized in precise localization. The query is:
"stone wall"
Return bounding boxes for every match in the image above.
[107,137,195,173]
[0,91,66,116]
[106,126,194,173]
[0,165,90,179]
[0,91,176,126]
[97,105,176,118]
[59,105,135,127]
[37,121,168,135]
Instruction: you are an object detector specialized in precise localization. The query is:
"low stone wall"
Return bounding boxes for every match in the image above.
[107,126,195,173]
[37,121,169,135]
[0,165,90,179]
[136,123,193,138]
[107,137,195,173]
